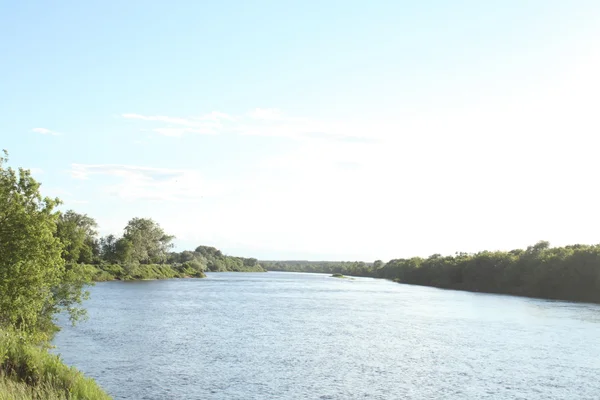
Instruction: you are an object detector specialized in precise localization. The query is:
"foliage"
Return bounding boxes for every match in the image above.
[0,152,108,397]
[90,223,264,281]
[167,246,265,273]
[82,263,206,281]
[263,260,373,276]
[123,218,174,265]
[264,241,600,303]
[0,329,111,399]
[55,211,98,265]
[0,151,82,339]
[377,241,600,302]
[179,260,207,277]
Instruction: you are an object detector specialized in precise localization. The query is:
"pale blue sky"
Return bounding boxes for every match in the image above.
[2,1,600,260]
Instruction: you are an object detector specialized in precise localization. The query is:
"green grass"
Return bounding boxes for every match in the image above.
[87,263,206,281]
[0,330,111,400]
[0,374,77,400]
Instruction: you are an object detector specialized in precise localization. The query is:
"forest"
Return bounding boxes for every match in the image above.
[264,241,600,303]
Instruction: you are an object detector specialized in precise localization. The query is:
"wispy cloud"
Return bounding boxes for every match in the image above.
[32,127,61,136]
[121,111,232,137]
[70,163,230,202]
[120,47,600,145]
[122,108,381,142]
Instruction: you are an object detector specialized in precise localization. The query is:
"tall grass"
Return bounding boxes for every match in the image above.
[0,330,111,400]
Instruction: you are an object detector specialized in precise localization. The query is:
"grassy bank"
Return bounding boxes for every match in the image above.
[87,260,265,282]
[0,330,110,400]
[88,262,207,281]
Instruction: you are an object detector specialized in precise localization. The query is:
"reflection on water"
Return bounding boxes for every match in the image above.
[53,272,600,399]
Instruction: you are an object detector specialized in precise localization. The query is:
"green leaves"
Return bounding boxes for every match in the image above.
[55,210,99,264]
[123,218,174,265]
[0,152,64,337]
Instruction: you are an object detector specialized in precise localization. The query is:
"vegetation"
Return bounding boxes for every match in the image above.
[4,147,600,397]
[82,241,265,281]
[264,242,600,303]
[0,151,267,398]
[331,273,353,280]
[0,329,110,400]
[48,205,265,281]
[56,212,265,281]
[264,260,373,276]
[379,241,600,303]
[0,151,110,398]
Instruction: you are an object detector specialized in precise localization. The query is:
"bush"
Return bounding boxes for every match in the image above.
[178,260,207,278]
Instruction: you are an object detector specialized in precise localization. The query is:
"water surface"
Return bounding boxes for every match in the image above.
[53,272,600,399]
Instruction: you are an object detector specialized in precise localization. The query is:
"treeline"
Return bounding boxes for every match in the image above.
[264,241,600,303]
[56,212,265,281]
[263,260,375,277]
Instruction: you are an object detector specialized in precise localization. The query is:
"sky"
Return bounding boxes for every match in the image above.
[1,0,600,261]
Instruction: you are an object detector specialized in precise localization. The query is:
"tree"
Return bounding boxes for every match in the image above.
[99,234,118,263]
[195,245,223,258]
[0,151,86,338]
[123,218,174,264]
[56,210,98,264]
[115,237,134,270]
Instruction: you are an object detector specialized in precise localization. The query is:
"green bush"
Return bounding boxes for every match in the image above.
[178,260,207,278]
[99,264,125,279]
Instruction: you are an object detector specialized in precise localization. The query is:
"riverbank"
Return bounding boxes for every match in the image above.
[0,330,110,400]
[89,263,206,281]
[263,242,600,304]
[87,263,266,282]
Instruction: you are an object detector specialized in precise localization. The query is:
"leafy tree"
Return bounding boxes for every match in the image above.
[195,245,223,258]
[99,234,118,263]
[123,218,174,264]
[115,237,134,268]
[0,151,87,338]
[56,210,98,264]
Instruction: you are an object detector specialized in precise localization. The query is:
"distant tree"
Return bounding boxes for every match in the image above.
[528,240,551,253]
[123,218,174,264]
[243,258,258,267]
[99,234,118,263]
[195,245,223,258]
[115,237,134,268]
[56,210,98,264]
[180,250,196,262]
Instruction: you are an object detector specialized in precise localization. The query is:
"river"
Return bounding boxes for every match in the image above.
[53,271,600,399]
